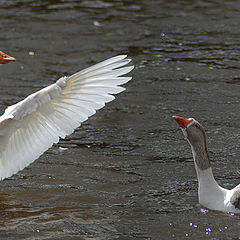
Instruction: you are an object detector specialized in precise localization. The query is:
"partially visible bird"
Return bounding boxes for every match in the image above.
[0,51,15,64]
[173,116,240,213]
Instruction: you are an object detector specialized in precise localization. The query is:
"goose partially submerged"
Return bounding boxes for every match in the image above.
[0,51,133,180]
[173,116,240,213]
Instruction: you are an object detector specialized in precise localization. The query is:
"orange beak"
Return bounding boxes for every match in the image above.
[173,116,193,128]
[0,51,15,64]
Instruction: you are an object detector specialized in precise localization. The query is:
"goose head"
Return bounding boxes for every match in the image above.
[0,51,15,64]
[173,116,206,146]
[173,116,210,170]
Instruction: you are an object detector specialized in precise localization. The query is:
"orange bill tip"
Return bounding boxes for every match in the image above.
[173,116,194,128]
[0,51,16,64]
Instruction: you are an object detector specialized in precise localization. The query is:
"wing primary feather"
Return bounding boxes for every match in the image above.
[34,111,62,143]
[70,85,126,95]
[58,95,105,110]
[53,101,94,120]
[69,76,132,87]
[70,55,128,78]
[57,98,96,116]
[50,108,79,135]
[37,107,65,140]
[70,66,134,82]
[52,102,88,123]
[60,90,115,104]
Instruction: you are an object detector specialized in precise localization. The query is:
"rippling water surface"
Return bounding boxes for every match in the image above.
[1,0,240,239]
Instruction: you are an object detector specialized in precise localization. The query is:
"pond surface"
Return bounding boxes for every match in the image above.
[1,0,240,239]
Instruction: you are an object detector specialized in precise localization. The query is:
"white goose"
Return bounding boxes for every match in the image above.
[0,51,133,180]
[173,116,240,213]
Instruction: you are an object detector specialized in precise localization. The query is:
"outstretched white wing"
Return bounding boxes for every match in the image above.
[0,55,133,180]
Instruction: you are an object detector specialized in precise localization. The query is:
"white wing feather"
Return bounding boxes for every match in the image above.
[0,55,133,180]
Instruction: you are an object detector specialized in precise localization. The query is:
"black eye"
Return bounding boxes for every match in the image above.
[195,124,199,128]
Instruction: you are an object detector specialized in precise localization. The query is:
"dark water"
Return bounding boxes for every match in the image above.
[1,0,240,239]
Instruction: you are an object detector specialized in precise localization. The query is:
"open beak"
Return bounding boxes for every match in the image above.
[173,116,193,128]
[0,51,16,64]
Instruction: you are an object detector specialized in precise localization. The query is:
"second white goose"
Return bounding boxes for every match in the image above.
[173,116,240,213]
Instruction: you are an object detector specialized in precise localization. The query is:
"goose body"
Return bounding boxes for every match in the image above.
[173,116,240,213]
[0,51,133,180]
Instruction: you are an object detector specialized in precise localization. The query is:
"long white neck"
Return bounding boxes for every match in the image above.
[191,146,228,211]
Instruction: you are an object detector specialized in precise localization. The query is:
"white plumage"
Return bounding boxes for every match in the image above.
[0,55,134,180]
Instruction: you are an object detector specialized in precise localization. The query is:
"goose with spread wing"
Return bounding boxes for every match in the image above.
[0,51,134,180]
[173,116,240,213]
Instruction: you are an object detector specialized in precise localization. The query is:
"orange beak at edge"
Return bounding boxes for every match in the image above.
[173,116,193,128]
[0,51,15,64]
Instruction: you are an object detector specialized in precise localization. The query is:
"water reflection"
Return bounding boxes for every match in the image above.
[0,190,116,239]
